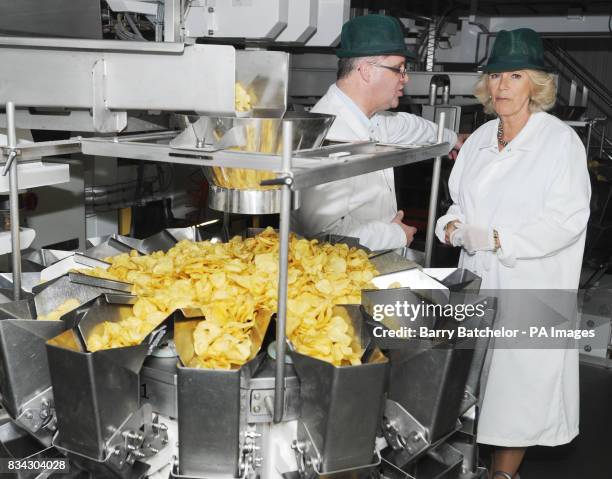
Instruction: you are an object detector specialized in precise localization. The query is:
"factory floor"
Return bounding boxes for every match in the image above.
[480,362,612,479]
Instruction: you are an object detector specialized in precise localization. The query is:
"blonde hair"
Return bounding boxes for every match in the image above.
[474,69,557,115]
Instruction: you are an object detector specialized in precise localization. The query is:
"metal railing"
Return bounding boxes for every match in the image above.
[544,41,612,159]
[544,40,612,114]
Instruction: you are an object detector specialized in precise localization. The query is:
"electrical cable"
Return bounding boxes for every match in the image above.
[125,13,146,40]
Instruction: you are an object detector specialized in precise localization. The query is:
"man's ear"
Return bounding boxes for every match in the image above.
[357,60,372,83]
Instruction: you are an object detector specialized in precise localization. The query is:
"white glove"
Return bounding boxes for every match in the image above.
[462,225,495,254]
[449,223,465,247]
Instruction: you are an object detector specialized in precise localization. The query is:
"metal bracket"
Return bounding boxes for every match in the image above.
[92,59,128,133]
[260,175,294,187]
[293,422,322,477]
[293,421,381,478]
[105,404,169,469]
[239,425,263,479]
[52,404,168,472]
[16,388,56,435]
[383,399,430,461]
[1,150,17,176]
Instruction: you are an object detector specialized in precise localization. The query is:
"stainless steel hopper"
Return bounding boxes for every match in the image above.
[174,307,273,478]
[0,272,44,294]
[289,305,388,477]
[0,319,68,444]
[86,221,225,258]
[173,112,334,215]
[45,295,170,476]
[33,273,132,319]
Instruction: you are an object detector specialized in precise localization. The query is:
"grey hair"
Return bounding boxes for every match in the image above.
[336,55,388,80]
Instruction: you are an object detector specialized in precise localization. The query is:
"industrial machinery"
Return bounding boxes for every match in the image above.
[0,225,494,479]
[0,3,516,477]
[0,79,493,477]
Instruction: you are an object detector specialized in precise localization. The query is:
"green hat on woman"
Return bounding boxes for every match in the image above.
[336,14,414,59]
[482,28,553,73]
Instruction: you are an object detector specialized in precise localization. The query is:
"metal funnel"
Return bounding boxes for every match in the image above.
[0,319,68,420]
[362,287,439,336]
[113,229,178,255]
[22,249,74,268]
[289,305,388,474]
[439,268,481,293]
[172,111,334,214]
[45,294,171,460]
[174,308,272,477]
[174,307,272,370]
[166,219,224,243]
[0,272,41,294]
[84,236,133,260]
[32,274,131,320]
[0,299,36,320]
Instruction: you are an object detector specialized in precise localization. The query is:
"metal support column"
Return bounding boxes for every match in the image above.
[164,0,181,42]
[274,121,293,423]
[586,120,594,158]
[424,112,446,267]
[3,102,21,299]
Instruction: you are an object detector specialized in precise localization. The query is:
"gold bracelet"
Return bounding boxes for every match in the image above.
[493,229,500,251]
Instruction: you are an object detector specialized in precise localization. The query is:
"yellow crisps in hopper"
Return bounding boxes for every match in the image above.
[38,298,81,321]
[210,82,278,190]
[235,82,253,113]
[81,228,378,366]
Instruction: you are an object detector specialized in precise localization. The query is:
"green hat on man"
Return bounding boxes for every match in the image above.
[482,28,553,73]
[336,14,413,59]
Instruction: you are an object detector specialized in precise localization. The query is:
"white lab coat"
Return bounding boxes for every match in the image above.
[436,112,591,446]
[293,84,457,250]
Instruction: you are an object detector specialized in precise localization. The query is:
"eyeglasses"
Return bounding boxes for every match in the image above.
[370,63,408,78]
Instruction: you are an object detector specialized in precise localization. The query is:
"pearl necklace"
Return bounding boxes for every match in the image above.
[497,120,509,147]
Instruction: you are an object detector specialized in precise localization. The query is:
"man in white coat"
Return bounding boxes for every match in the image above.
[293,14,458,251]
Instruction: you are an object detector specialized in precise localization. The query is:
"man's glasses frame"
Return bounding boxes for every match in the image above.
[369,63,408,78]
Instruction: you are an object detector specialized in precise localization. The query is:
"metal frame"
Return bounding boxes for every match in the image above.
[0,38,290,133]
[2,114,448,422]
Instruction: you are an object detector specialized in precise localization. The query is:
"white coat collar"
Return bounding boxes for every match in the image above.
[324,85,372,141]
[330,84,371,131]
[479,112,545,152]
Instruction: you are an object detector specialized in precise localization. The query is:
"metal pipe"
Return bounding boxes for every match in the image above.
[428,82,438,106]
[442,84,450,105]
[6,102,21,300]
[274,120,293,423]
[586,120,593,157]
[155,3,164,42]
[125,13,146,41]
[113,131,177,143]
[222,212,230,243]
[424,112,446,268]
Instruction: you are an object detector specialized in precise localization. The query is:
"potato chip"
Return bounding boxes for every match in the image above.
[81,227,378,367]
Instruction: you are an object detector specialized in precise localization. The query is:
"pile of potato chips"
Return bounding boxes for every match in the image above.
[82,228,378,368]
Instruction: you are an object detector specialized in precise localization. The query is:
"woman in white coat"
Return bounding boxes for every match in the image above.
[435,29,591,479]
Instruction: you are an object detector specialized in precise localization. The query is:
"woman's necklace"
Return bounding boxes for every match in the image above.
[497,120,509,147]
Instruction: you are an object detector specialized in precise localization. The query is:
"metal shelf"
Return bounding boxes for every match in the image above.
[79,134,450,190]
